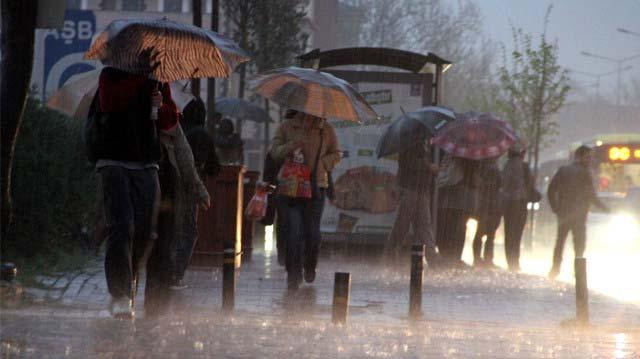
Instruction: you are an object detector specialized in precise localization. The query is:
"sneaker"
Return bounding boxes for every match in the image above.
[287,277,301,290]
[303,268,316,283]
[111,297,133,319]
[548,267,560,280]
[169,279,188,290]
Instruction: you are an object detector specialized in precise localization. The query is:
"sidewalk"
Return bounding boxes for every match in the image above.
[2,250,640,358]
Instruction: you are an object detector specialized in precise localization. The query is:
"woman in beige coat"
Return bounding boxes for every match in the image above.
[270,110,341,290]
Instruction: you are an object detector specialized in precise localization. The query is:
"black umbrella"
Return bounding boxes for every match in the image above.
[214,97,273,123]
[376,106,455,158]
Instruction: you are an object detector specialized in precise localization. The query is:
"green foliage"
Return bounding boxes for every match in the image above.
[3,94,97,266]
[494,6,570,170]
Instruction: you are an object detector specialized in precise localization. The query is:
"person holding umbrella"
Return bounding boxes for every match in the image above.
[252,67,377,289]
[433,112,517,267]
[84,17,250,317]
[472,158,502,268]
[269,111,342,289]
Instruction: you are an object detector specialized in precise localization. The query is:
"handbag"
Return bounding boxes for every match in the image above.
[523,162,542,202]
[245,186,269,220]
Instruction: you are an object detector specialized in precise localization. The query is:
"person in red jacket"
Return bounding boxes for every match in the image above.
[94,64,178,318]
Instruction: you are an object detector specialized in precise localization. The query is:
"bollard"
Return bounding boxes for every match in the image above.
[409,244,425,319]
[222,244,236,312]
[332,272,351,324]
[574,257,589,325]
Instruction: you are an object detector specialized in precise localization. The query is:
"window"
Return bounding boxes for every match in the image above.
[164,0,182,12]
[100,0,116,10]
[66,0,82,9]
[122,0,146,11]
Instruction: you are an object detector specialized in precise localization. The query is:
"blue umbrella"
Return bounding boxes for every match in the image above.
[214,97,273,123]
[376,106,455,158]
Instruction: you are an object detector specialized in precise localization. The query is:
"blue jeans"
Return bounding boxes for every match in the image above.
[282,191,325,283]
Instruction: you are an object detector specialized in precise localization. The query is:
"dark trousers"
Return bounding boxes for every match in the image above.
[437,208,471,262]
[173,206,198,280]
[551,214,587,271]
[503,199,528,270]
[100,167,158,300]
[282,191,325,283]
[472,213,501,263]
[274,195,288,266]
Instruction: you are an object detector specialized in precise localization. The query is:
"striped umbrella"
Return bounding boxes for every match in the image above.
[250,67,378,122]
[433,112,517,160]
[84,18,250,82]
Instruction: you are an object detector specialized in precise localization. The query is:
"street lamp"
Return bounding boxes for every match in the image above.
[569,66,633,99]
[580,51,640,123]
[618,28,640,38]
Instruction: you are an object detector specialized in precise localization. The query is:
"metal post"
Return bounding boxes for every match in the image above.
[222,243,236,312]
[206,0,219,133]
[574,257,589,325]
[191,0,202,98]
[409,244,425,319]
[332,272,351,324]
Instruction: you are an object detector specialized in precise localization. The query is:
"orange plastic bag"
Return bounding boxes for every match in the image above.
[245,187,269,220]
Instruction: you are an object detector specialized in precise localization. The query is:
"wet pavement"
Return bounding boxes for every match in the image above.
[2,248,640,358]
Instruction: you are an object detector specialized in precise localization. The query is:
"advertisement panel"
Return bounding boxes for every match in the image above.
[320,81,424,237]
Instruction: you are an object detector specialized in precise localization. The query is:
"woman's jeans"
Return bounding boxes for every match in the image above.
[282,191,325,283]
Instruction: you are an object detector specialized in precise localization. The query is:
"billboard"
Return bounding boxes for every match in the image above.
[42,9,97,100]
[321,81,424,236]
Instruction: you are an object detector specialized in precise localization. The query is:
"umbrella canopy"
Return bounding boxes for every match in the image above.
[376,106,455,158]
[432,112,517,160]
[250,66,377,123]
[46,69,194,119]
[84,18,250,82]
[214,97,273,123]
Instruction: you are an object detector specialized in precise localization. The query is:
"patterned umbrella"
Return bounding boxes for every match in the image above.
[432,112,517,160]
[376,106,455,158]
[84,18,250,82]
[250,67,378,122]
[214,97,273,123]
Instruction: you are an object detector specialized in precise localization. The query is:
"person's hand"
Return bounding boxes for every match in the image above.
[138,47,160,75]
[151,91,163,107]
[289,139,304,152]
[429,164,440,174]
[198,195,211,211]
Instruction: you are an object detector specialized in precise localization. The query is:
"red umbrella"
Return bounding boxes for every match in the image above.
[432,112,517,160]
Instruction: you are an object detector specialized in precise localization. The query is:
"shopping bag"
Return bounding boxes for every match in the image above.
[245,187,269,220]
[277,156,312,199]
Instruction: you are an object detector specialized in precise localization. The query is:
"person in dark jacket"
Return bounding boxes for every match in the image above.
[547,145,609,279]
[170,98,221,287]
[500,143,536,272]
[472,159,502,268]
[388,139,441,263]
[215,118,244,165]
[93,65,179,318]
[436,154,480,267]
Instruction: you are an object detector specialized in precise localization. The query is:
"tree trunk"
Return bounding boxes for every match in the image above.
[1,0,38,243]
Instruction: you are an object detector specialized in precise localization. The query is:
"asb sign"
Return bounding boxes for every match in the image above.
[43,10,97,98]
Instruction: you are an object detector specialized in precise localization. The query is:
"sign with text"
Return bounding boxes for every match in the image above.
[43,10,97,99]
[361,89,392,105]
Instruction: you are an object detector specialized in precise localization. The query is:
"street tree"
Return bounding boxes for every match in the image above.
[1,0,38,242]
[496,6,570,179]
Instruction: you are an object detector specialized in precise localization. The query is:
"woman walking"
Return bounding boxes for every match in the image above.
[269,111,341,290]
[472,159,502,268]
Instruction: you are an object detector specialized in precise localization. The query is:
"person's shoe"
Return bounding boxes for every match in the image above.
[303,268,316,283]
[110,297,134,319]
[454,260,472,269]
[473,258,484,268]
[287,276,300,290]
[548,267,560,280]
[484,262,500,270]
[169,278,188,290]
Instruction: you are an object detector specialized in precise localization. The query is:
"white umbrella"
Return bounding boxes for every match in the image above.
[46,69,194,119]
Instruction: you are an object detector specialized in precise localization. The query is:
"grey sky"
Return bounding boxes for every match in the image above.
[477,0,640,98]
